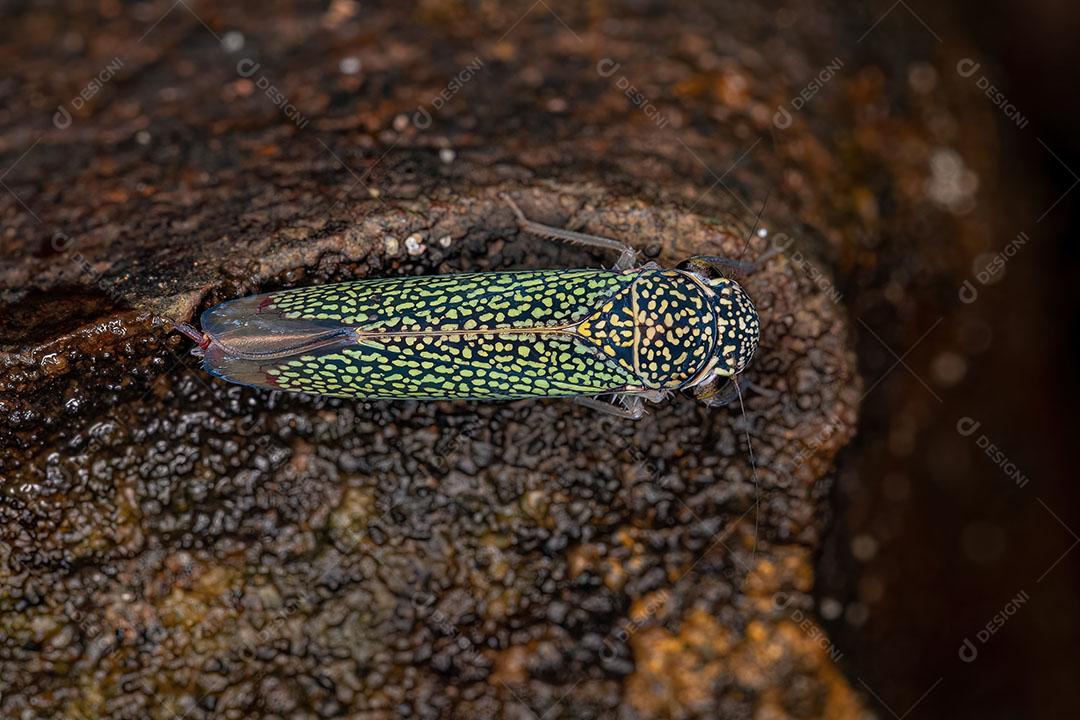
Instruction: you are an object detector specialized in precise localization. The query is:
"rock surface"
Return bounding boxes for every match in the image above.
[0,0,998,717]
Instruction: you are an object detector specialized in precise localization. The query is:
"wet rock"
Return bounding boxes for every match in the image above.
[0,0,1000,717]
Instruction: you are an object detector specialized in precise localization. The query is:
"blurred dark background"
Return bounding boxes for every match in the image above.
[820,0,1080,717]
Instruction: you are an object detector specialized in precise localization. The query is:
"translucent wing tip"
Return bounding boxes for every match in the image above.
[199,291,354,393]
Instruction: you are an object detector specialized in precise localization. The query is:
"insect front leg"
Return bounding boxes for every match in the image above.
[679,248,782,277]
[501,193,638,271]
[694,376,778,407]
[694,377,742,407]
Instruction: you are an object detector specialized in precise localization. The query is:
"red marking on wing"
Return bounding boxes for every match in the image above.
[258,296,275,311]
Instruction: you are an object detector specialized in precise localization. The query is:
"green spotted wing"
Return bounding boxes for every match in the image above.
[200,269,645,399]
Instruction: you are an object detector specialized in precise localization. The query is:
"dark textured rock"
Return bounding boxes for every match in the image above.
[0,0,1001,717]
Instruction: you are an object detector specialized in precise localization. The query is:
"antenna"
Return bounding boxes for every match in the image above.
[736,124,782,264]
[736,185,772,263]
[733,375,761,561]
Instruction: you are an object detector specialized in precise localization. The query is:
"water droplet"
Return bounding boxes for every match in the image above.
[339,56,361,75]
[845,602,870,626]
[819,596,843,620]
[851,534,879,561]
[931,351,967,386]
[908,62,938,94]
[925,147,978,214]
[405,234,426,256]
[221,31,244,53]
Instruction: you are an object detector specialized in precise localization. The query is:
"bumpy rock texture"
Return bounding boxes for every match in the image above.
[0,0,997,717]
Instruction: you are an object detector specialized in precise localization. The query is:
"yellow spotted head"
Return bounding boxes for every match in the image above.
[708,277,760,376]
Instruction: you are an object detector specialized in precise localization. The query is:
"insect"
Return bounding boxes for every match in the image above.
[175,195,773,418]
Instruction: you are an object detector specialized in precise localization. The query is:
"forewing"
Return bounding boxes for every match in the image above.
[199,269,644,398]
[206,332,642,400]
[201,270,632,343]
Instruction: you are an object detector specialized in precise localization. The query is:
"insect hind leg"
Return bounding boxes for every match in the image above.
[501,193,638,271]
[574,394,645,420]
[172,320,211,356]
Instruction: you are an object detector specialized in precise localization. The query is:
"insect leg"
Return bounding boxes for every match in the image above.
[681,248,782,277]
[695,377,742,407]
[574,395,645,420]
[695,376,778,407]
[502,193,638,271]
[635,389,668,404]
[173,320,211,356]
